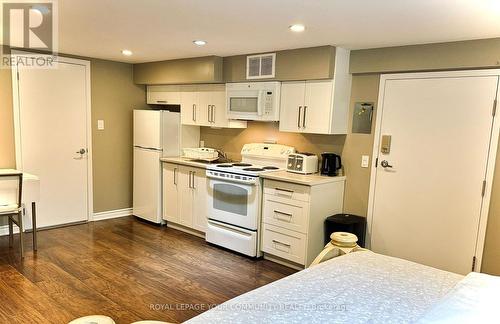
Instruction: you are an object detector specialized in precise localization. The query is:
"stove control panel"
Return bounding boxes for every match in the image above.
[206,170,260,185]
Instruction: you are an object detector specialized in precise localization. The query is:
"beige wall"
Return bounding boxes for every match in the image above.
[0,52,147,213]
[350,38,500,74]
[0,63,16,169]
[201,122,345,161]
[341,75,379,216]
[224,46,335,82]
[91,59,148,212]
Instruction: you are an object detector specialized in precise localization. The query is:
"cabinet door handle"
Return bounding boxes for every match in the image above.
[208,105,212,122]
[274,210,293,221]
[156,100,167,103]
[173,168,177,185]
[297,106,302,128]
[275,187,294,194]
[192,171,196,189]
[303,106,307,128]
[192,104,196,121]
[212,105,216,123]
[272,239,291,247]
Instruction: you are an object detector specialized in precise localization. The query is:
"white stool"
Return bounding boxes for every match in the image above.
[68,315,115,324]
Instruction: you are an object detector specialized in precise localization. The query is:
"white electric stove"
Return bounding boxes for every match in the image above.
[205,143,295,257]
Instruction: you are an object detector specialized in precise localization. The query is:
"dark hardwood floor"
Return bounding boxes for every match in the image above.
[0,217,296,323]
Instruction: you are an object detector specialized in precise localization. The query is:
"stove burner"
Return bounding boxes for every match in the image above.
[232,163,252,167]
[263,166,279,170]
[243,167,265,172]
[216,164,233,168]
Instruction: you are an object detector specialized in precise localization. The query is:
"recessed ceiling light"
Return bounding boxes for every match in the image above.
[121,49,133,56]
[193,40,207,46]
[289,24,305,32]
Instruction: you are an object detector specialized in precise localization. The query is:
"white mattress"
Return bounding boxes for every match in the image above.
[186,251,463,324]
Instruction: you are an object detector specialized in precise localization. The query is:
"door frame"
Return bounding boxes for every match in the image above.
[10,51,94,223]
[367,69,500,271]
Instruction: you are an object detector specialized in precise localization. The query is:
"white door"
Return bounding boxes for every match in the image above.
[210,86,228,127]
[133,110,161,149]
[198,91,211,126]
[369,73,499,274]
[162,163,179,223]
[133,147,162,223]
[14,57,90,228]
[303,80,332,134]
[192,168,208,232]
[279,81,305,132]
[178,166,193,227]
[180,91,198,125]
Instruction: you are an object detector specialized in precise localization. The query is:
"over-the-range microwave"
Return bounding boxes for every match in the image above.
[226,81,281,121]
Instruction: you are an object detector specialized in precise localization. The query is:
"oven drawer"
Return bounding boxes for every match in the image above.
[263,195,309,234]
[262,223,306,265]
[263,179,310,202]
[206,220,257,257]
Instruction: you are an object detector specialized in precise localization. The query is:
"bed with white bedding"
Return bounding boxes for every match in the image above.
[186,251,464,324]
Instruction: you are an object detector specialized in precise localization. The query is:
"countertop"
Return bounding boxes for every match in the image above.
[259,170,346,186]
[160,157,214,169]
[160,158,346,186]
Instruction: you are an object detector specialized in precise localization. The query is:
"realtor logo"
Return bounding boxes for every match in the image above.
[1,0,58,68]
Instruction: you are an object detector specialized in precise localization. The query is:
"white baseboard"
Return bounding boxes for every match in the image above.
[0,225,20,236]
[92,208,133,222]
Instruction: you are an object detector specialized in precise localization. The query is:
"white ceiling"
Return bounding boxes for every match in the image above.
[50,0,500,63]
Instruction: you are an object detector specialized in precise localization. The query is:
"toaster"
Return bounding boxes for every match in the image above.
[286,153,319,174]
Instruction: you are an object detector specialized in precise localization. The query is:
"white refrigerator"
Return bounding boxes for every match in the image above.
[133,110,200,223]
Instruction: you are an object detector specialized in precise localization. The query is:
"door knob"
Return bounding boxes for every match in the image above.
[380,160,393,168]
[76,148,86,154]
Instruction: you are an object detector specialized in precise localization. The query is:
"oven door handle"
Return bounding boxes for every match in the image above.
[208,220,253,237]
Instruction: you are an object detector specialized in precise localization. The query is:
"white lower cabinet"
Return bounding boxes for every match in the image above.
[162,162,207,233]
[261,178,345,267]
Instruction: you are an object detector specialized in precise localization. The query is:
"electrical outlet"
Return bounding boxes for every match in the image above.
[199,140,205,148]
[361,155,370,168]
[97,120,104,130]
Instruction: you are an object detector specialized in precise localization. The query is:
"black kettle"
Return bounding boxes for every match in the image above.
[321,153,342,176]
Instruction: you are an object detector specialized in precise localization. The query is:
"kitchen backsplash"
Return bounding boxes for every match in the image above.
[200,121,345,160]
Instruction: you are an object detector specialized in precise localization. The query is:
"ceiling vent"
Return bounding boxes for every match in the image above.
[246,53,276,79]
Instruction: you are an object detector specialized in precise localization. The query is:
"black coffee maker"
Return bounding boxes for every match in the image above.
[320,153,342,176]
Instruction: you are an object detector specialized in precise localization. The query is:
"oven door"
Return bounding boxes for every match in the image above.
[227,90,263,119]
[207,178,260,230]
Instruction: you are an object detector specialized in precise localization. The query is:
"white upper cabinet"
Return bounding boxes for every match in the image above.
[279,81,305,132]
[279,48,352,135]
[147,85,181,104]
[180,84,246,128]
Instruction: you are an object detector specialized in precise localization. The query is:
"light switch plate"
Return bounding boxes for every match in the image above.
[361,155,370,168]
[97,120,104,130]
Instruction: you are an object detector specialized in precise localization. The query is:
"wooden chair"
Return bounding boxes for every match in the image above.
[0,172,37,257]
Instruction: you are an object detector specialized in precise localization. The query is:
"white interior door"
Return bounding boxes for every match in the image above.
[14,56,91,228]
[369,73,499,275]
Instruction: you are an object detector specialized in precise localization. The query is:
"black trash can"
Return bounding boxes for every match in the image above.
[324,214,367,247]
